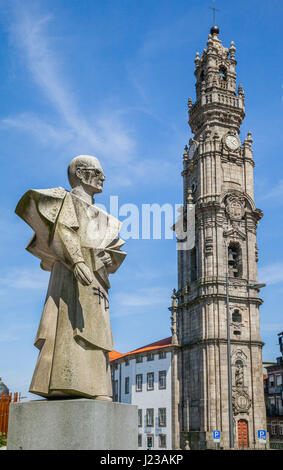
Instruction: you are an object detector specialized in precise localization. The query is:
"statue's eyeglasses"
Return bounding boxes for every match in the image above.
[78,167,105,178]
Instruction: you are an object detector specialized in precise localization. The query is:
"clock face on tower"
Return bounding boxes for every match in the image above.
[225,134,240,151]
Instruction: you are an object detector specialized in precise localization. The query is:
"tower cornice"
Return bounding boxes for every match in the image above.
[180,338,265,350]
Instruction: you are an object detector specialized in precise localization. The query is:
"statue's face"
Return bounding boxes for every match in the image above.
[76,160,105,194]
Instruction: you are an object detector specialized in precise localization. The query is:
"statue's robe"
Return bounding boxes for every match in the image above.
[15,187,126,398]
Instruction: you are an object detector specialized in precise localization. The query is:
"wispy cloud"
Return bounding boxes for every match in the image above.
[0,322,37,343]
[264,180,283,201]
[261,323,283,333]
[256,179,283,205]
[2,112,73,146]
[2,3,184,190]
[259,262,283,285]
[0,267,49,291]
[125,16,192,143]
[4,5,135,162]
[112,287,169,318]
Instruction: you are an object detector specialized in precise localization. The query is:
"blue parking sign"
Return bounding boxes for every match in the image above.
[213,430,221,442]
[258,430,266,441]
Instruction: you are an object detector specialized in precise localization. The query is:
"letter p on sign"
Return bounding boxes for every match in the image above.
[258,430,266,441]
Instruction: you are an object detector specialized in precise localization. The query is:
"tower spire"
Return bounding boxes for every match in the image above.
[209,0,220,35]
[209,0,219,24]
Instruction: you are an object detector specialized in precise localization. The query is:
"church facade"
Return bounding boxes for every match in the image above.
[175,26,267,449]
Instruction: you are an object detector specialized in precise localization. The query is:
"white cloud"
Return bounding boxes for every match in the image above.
[2,3,185,191]
[0,323,36,343]
[111,287,170,318]
[261,323,283,333]
[2,113,73,145]
[5,5,135,162]
[257,179,283,204]
[0,267,49,291]
[258,262,283,285]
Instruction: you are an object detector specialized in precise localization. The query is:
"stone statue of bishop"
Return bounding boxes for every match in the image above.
[15,155,126,400]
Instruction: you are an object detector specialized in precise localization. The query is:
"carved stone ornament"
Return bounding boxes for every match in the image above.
[232,390,251,415]
[205,236,213,256]
[232,349,247,362]
[225,195,245,221]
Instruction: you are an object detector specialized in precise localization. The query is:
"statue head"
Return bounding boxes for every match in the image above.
[68,155,105,195]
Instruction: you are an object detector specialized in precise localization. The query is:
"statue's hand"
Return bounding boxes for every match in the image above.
[99,252,112,267]
[73,262,93,286]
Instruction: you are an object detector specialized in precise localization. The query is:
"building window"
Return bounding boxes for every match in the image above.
[276,375,282,386]
[125,357,129,366]
[138,409,142,427]
[232,309,242,323]
[159,434,166,448]
[219,66,227,81]
[147,353,154,361]
[136,355,143,363]
[114,380,118,402]
[228,243,242,278]
[158,408,166,427]
[138,434,143,447]
[159,371,166,389]
[279,423,283,436]
[147,372,154,391]
[271,422,277,435]
[114,363,118,370]
[269,396,276,415]
[159,351,166,360]
[233,330,241,336]
[269,375,275,387]
[146,408,154,427]
[125,377,129,394]
[136,374,143,392]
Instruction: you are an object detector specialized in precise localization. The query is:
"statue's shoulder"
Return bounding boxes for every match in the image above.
[15,187,68,224]
[29,187,67,199]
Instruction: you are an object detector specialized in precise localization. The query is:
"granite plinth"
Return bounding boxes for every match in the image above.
[7,399,138,450]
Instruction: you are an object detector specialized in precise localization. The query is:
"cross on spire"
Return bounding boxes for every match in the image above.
[209,0,220,26]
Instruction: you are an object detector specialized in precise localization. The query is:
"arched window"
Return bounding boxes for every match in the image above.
[219,66,227,80]
[228,243,242,278]
[232,309,242,323]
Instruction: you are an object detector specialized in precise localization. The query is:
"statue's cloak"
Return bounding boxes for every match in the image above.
[15,188,126,398]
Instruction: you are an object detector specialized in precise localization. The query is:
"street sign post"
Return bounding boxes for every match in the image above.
[213,430,221,450]
[213,430,221,441]
[258,430,267,443]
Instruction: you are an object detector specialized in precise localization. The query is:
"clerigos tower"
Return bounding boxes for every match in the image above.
[175,25,267,449]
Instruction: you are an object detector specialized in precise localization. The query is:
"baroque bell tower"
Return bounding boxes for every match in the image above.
[176,26,267,449]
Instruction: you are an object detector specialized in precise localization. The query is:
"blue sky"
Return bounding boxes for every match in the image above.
[0,0,282,396]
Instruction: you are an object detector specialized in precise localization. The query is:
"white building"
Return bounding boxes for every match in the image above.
[109,337,179,450]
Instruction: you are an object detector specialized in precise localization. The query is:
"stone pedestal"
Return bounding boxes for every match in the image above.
[7,399,138,450]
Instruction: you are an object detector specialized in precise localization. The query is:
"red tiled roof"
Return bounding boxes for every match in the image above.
[109,350,124,361]
[109,336,173,362]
